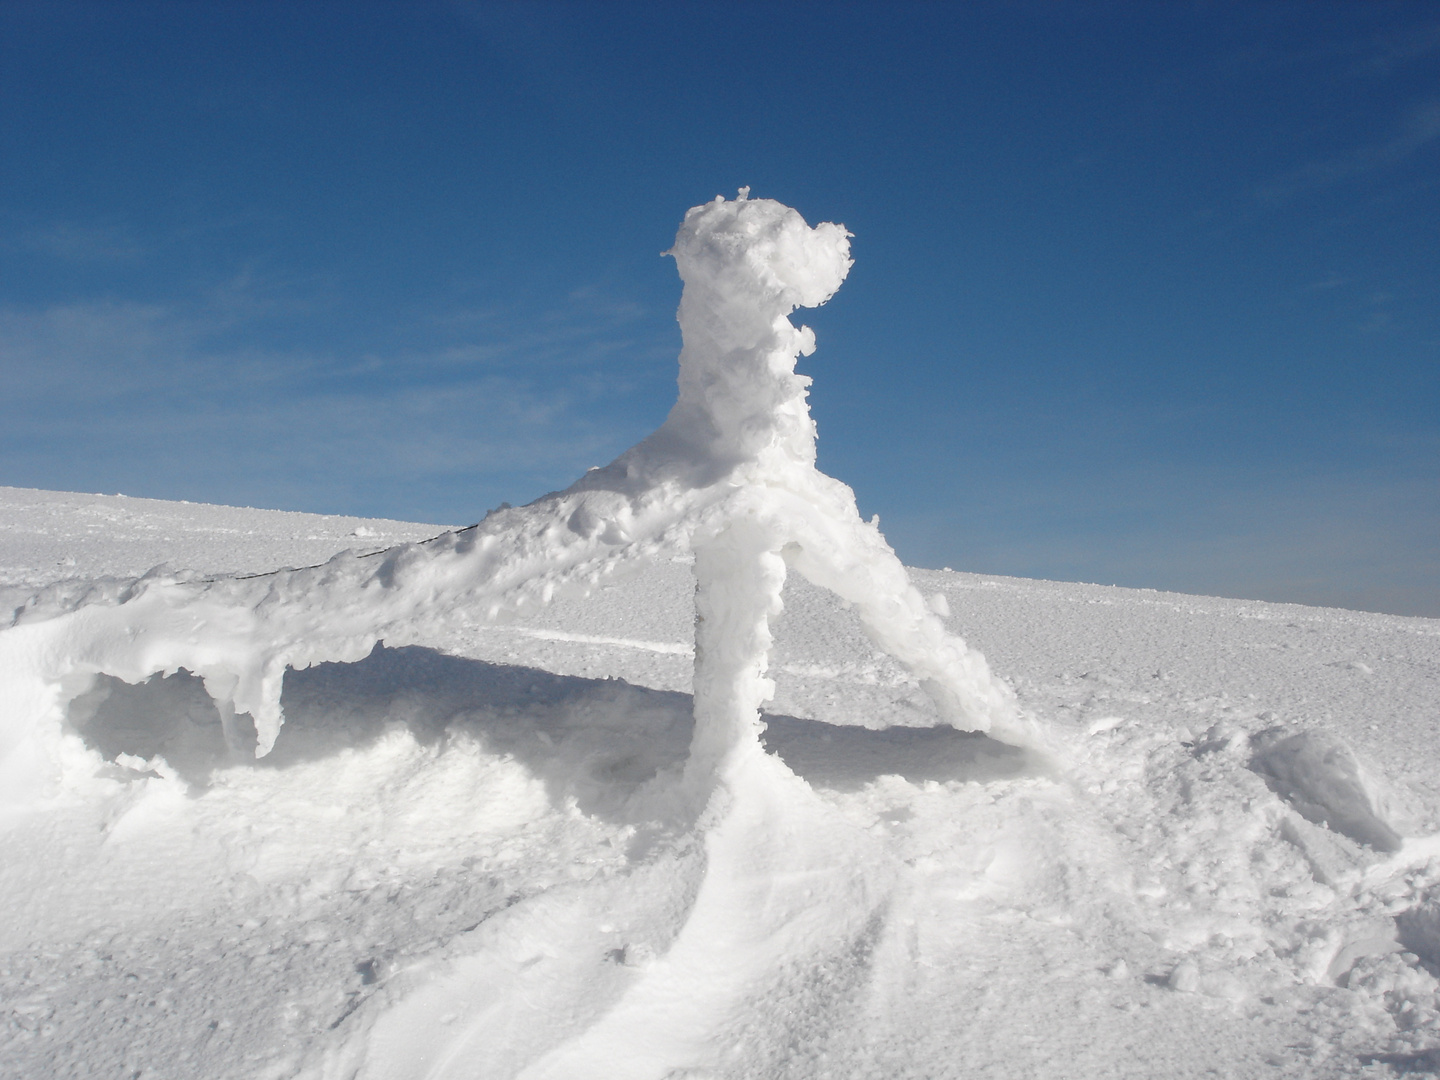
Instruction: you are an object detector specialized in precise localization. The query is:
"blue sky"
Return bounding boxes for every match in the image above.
[1,2,1436,616]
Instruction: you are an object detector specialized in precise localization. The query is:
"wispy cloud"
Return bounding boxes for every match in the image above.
[1258,98,1440,201]
[1228,18,1440,81]
[1350,21,1440,77]
[20,221,144,264]
[0,280,674,521]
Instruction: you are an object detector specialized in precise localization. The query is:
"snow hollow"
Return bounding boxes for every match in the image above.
[2,195,1440,1079]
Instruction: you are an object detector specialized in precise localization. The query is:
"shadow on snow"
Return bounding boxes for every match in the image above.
[66,642,1032,820]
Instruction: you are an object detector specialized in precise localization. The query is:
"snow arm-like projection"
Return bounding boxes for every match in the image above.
[0,190,1021,806]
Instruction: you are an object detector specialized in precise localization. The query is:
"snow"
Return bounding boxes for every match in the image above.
[2,491,1440,1077]
[2,193,1440,1077]
[0,191,1014,805]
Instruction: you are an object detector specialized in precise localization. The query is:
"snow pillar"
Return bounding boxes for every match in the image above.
[683,515,787,791]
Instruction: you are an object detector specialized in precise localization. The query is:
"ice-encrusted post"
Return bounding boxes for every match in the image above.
[687,516,788,785]
[657,191,852,787]
[656,191,1021,794]
[656,189,850,479]
[0,189,1018,808]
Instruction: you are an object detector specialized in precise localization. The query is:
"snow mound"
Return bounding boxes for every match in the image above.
[1251,729,1403,852]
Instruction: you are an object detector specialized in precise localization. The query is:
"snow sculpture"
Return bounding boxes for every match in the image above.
[0,190,1018,804]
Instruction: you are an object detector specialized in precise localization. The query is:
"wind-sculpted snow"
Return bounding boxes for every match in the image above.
[1251,729,1404,853]
[4,198,1440,1078]
[0,191,1017,805]
[1,491,1439,1077]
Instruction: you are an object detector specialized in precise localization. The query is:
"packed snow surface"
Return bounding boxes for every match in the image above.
[3,488,1439,1078]
[3,194,1440,1077]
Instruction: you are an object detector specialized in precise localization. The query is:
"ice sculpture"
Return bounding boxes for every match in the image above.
[0,190,1019,804]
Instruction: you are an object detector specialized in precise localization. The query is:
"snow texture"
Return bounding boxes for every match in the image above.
[2,193,1440,1078]
[2,490,1440,1078]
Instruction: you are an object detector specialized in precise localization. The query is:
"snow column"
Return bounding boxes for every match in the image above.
[658,191,851,476]
[664,192,851,789]
[685,511,787,786]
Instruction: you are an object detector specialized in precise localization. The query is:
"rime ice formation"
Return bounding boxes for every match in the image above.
[0,191,1018,805]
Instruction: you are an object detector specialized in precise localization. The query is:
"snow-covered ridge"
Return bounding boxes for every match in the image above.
[0,484,452,607]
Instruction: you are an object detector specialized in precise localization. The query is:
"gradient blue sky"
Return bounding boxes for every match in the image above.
[1,2,1437,615]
